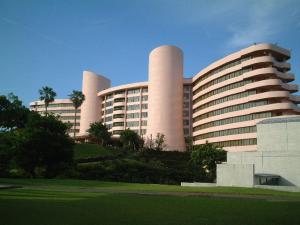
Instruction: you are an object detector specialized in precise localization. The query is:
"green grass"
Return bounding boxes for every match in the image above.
[1,178,300,198]
[74,143,116,159]
[0,180,300,225]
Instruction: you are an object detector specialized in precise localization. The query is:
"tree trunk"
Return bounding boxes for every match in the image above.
[45,104,48,116]
[73,109,77,139]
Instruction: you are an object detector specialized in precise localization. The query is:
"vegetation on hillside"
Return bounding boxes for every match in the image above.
[0,93,74,178]
[0,91,226,184]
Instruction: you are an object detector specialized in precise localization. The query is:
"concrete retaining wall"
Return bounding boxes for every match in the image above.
[217,164,254,187]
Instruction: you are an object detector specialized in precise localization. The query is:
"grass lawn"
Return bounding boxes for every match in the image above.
[0,179,300,225]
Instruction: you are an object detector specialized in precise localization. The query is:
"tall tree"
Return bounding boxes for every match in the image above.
[87,122,111,146]
[0,93,29,130]
[69,90,85,138]
[38,86,56,116]
[120,129,143,151]
[16,113,74,178]
[190,141,226,181]
[154,133,166,151]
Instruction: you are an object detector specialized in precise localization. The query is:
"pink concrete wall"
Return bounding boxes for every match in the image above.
[79,71,110,134]
[147,45,186,151]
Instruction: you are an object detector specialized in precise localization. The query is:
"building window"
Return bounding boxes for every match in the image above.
[142,95,148,101]
[113,114,124,119]
[127,113,139,119]
[127,96,140,102]
[114,98,125,103]
[105,108,113,114]
[127,88,140,94]
[113,122,124,127]
[126,121,139,127]
[105,116,112,122]
[184,120,189,126]
[114,106,125,111]
[127,104,140,111]
[114,90,125,95]
[183,110,189,117]
[141,112,148,118]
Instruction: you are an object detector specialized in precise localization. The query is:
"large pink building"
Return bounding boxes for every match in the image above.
[30,43,300,152]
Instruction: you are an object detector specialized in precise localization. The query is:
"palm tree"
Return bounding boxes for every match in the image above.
[87,122,111,146]
[69,90,85,138]
[39,86,56,116]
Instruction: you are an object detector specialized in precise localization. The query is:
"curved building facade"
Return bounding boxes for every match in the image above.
[147,46,186,151]
[79,71,111,134]
[30,43,300,151]
[29,99,81,136]
[192,44,300,151]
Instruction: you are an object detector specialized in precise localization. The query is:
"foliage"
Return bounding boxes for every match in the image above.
[15,113,74,178]
[0,93,30,130]
[69,90,85,138]
[185,136,193,152]
[119,129,143,151]
[154,133,166,151]
[72,145,193,184]
[74,143,119,160]
[0,132,16,176]
[38,86,56,115]
[190,142,226,181]
[69,90,85,109]
[144,133,166,151]
[87,122,111,146]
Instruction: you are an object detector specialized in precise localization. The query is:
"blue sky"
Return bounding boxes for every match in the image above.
[1,0,300,105]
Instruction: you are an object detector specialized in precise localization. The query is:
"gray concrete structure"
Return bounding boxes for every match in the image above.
[217,116,300,189]
[217,164,254,187]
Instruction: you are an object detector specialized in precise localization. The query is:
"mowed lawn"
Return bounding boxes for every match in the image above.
[1,179,300,225]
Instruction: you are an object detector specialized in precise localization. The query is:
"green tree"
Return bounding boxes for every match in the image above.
[185,136,194,152]
[38,86,56,116]
[120,129,143,151]
[69,90,85,138]
[87,122,111,146]
[0,132,16,176]
[154,133,166,151]
[190,141,226,181]
[0,93,29,130]
[16,113,74,178]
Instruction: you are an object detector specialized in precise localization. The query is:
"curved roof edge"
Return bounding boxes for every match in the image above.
[29,99,71,106]
[98,78,192,96]
[257,116,300,124]
[98,81,148,96]
[149,45,183,56]
[192,43,290,82]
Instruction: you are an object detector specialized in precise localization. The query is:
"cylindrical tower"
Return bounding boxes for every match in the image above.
[147,45,186,151]
[79,71,111,135]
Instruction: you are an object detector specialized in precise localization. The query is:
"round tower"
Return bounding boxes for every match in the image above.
[79,71,110,135]
[147,45,186,151]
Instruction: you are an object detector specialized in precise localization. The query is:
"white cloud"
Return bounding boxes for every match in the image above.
[150,0,300,48]
[225,0,300,48]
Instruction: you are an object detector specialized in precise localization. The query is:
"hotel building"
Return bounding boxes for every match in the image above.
[30,43,300,152]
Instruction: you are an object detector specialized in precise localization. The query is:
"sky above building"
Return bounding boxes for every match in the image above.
[1,0,300,105]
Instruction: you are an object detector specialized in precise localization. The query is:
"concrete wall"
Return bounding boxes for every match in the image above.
[257,117,300,152]
[217,164,254,187]
[226,150,300,186]
[218,117,300,187]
